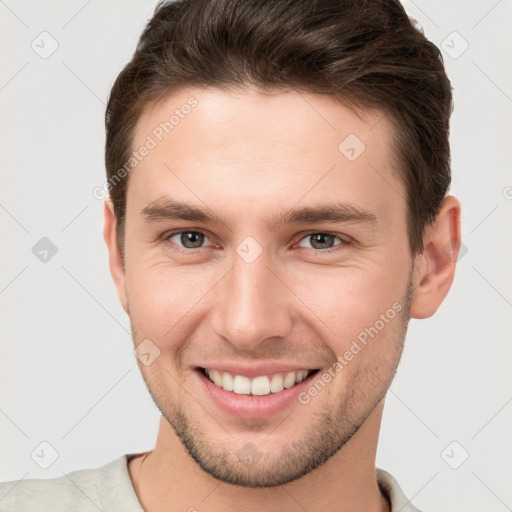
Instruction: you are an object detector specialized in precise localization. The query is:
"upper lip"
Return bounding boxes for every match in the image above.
[194,362,320,379]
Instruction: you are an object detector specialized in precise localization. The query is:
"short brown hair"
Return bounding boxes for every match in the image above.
[105,0,453,258]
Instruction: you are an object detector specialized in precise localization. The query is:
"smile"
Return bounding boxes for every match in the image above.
[200,367,320,396]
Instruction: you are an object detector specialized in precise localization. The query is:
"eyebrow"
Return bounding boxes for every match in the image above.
[140,197,378,229]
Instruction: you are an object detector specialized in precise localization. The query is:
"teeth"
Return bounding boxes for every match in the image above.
[251,376,271,396]
[283,372,296,388]
[204,368,313,396]
[212,370,223,387]
[233,375,251,394]
[270,374,284,393]
[222,371,234,391]
[297,370,307,382]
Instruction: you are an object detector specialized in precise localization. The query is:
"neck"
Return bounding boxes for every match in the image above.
[129,404,389,512]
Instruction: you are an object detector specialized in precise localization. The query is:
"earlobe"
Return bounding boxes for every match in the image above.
[409,195,462,319]
[103,199,129,314]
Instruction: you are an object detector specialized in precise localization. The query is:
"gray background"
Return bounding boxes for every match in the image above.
[1,1,511,510]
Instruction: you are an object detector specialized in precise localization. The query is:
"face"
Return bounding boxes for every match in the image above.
[112,87,416,487]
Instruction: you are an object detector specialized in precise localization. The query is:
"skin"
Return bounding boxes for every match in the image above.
[104,87,461,512]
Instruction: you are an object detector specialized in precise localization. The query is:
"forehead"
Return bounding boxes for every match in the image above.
[137,86,392,155]
[128,87,405,226]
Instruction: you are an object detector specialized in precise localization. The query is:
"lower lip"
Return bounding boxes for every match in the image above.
[194,368,319,419]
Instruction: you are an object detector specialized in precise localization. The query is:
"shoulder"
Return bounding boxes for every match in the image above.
[0,466,103,512]
[376,468,423,512]
[0,454,140,512]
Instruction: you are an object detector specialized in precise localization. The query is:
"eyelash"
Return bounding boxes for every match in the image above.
[164,229,351,254]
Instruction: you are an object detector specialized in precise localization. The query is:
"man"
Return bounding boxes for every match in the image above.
[0,0,461,510]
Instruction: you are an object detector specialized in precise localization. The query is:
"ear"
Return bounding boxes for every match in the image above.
[103,198,128,314]
[410,195,462,319]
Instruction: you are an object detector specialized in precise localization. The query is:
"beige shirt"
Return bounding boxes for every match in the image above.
[0,453,421,511]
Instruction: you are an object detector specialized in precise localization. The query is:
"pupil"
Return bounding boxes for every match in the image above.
[312,233,333,249]
[181,232,204,248]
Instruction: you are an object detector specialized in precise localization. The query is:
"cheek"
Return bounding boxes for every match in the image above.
[289,259,408,353]
[125,242,409,360]
[125,259,214,342]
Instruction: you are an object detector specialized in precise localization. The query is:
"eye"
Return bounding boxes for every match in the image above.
[297,232,346,251]
[167,230,211,249]
[164,230,348,253]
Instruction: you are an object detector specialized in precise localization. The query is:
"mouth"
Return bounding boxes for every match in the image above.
[192,362,325,419]
[198,367,321,396]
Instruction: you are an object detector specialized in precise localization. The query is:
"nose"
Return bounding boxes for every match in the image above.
[210,244,294,352]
